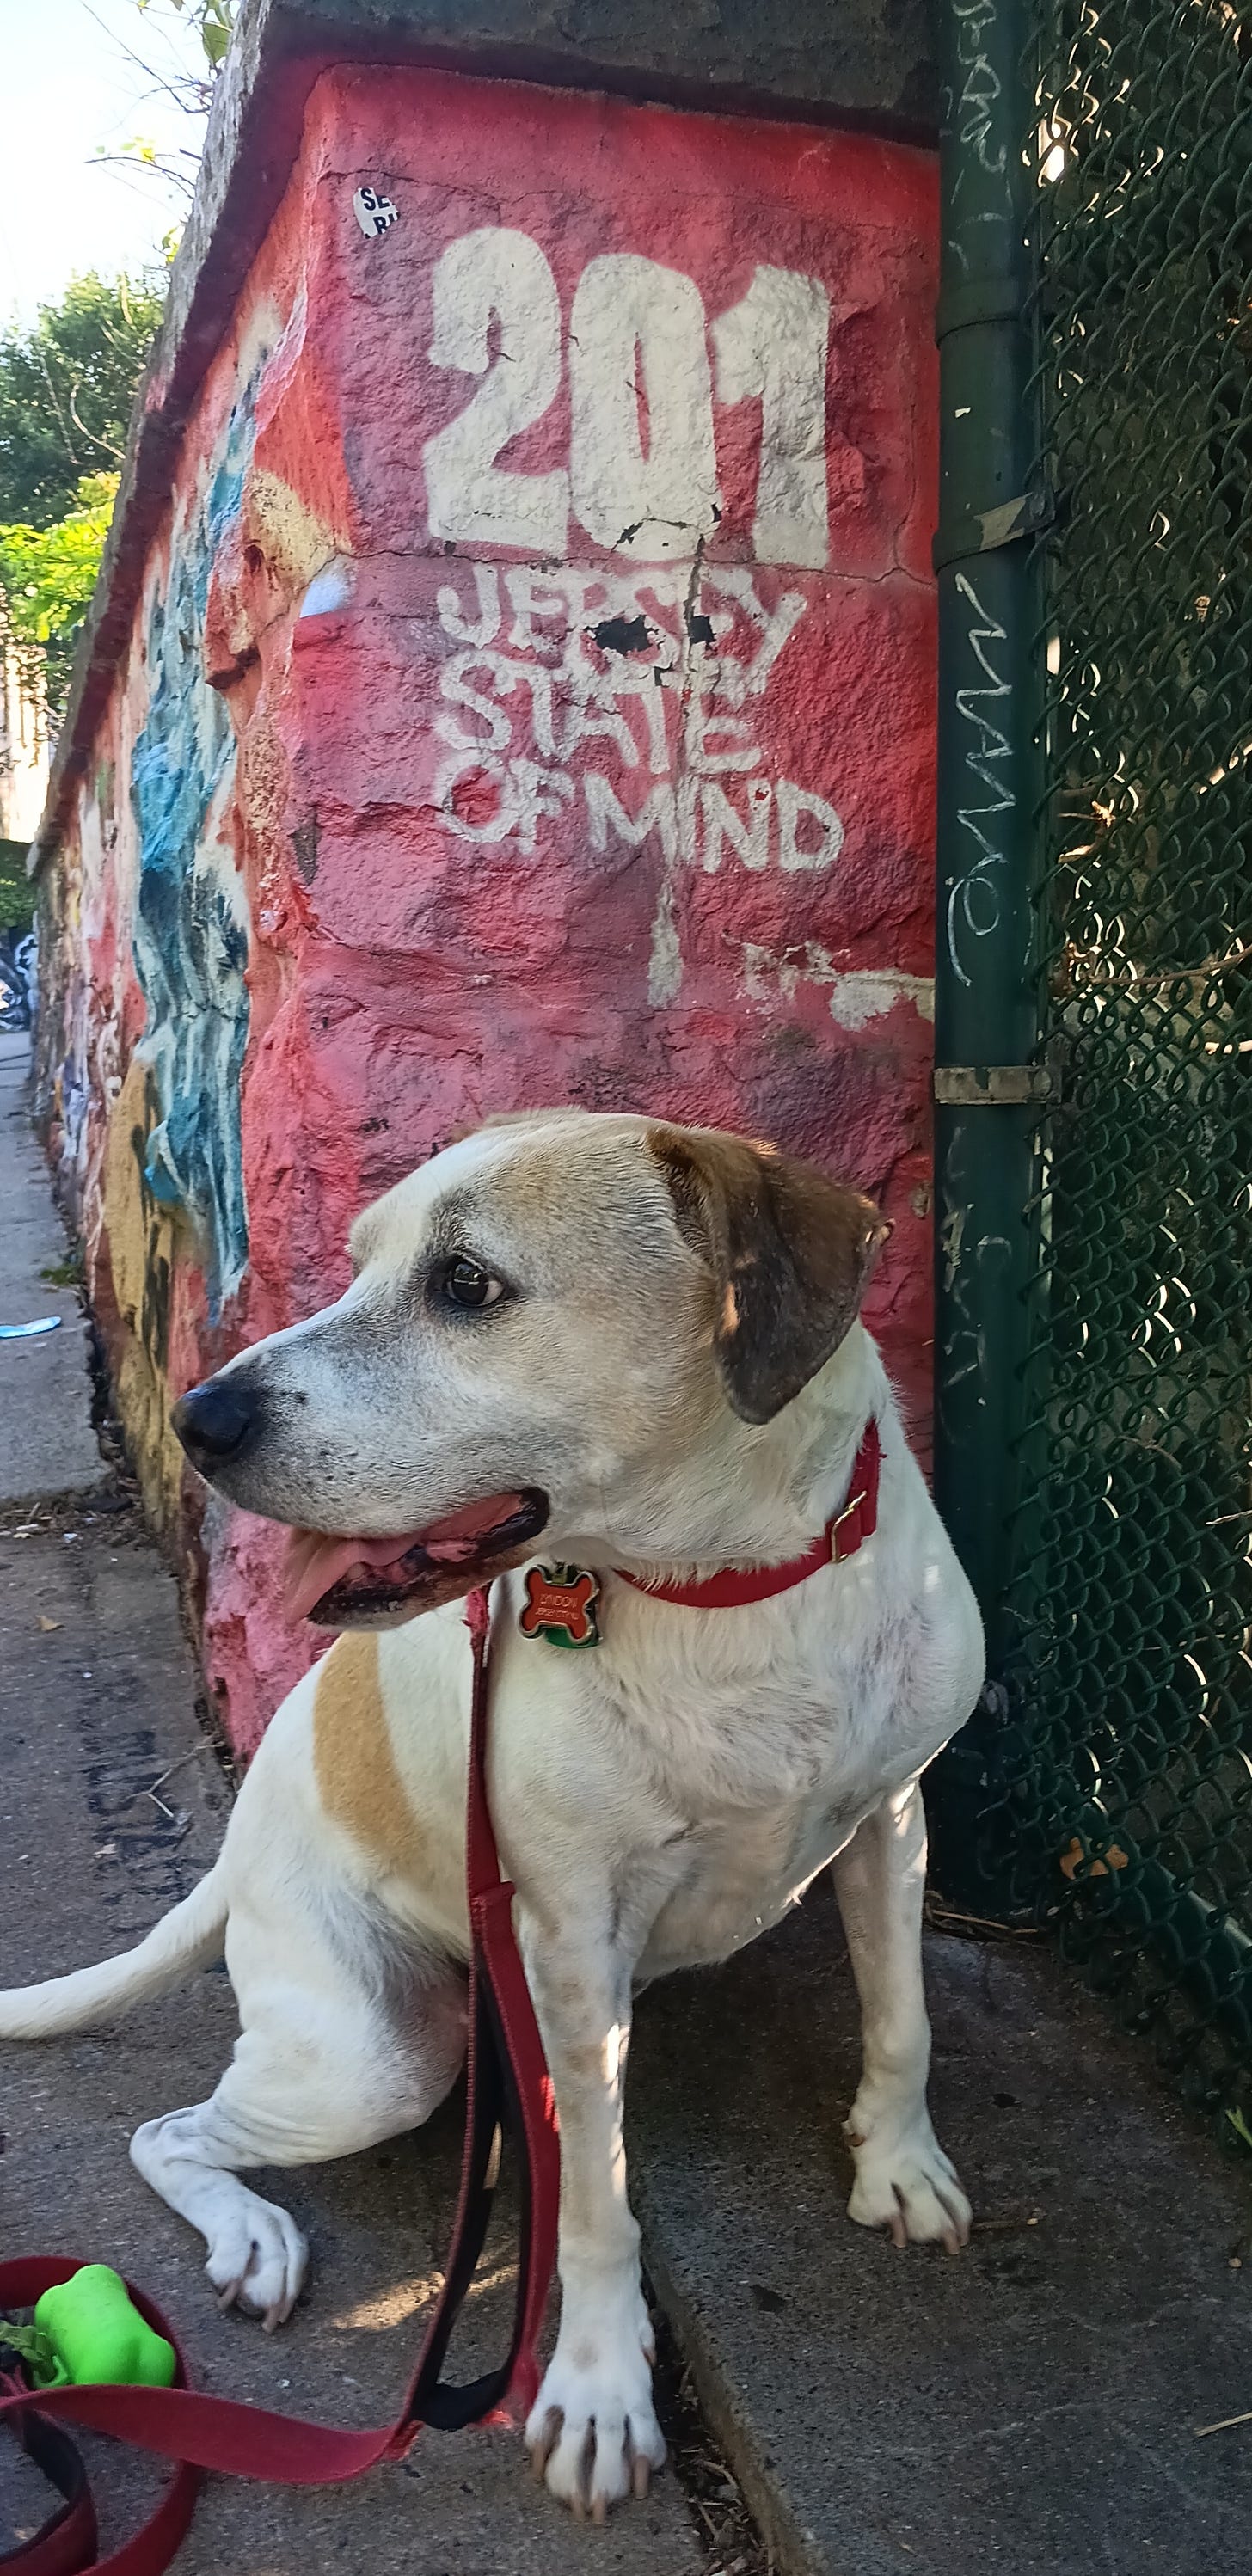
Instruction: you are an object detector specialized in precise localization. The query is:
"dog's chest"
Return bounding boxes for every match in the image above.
[622,1662,904,1975]
[637,1795,867,1973]
[614,1602,918,1812]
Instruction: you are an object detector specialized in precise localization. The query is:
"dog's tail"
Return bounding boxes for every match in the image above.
[0,1862,230,2039]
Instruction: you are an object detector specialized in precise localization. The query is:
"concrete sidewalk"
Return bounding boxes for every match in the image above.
[5,1035,1252,2575]
[632,1904,1252,2575]
[0,1030,105,1506]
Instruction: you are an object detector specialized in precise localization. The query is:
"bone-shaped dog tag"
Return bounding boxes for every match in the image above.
[519,1565,601,1648]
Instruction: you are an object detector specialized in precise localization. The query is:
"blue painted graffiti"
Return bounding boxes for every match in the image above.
[130,384,259,1317]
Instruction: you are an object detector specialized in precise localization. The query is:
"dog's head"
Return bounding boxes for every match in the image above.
[173,1112,888,1627]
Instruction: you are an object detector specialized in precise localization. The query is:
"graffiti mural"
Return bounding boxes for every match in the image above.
[130,385,260,1316]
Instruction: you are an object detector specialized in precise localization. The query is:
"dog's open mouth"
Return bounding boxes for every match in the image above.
[282,1489,549,1627]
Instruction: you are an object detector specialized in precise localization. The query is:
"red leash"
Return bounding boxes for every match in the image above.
[0,1587,560,2576]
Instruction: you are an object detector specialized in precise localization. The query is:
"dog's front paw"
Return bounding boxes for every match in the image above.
[203,2192,309,2330]
[525,2291,666,2522]
[845,2109,972,2254]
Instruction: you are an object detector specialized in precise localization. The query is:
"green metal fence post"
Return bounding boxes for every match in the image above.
[928,0,1045,1898]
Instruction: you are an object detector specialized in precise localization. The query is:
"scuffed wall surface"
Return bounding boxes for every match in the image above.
[39,66,938,1756]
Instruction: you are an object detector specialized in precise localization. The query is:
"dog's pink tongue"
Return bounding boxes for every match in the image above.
[282,1496,525,1622]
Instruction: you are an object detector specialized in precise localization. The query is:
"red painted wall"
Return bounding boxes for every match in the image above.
[46,66,938,1755]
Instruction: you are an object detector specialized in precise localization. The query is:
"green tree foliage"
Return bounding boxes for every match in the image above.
[0,0,236,731]
[0,273,164,530]
[0,840,34,932]
[0,474,120,725]
[0,273,165,729]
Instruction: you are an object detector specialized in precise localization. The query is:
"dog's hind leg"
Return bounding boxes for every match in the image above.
[130,1954,468,2329]
[831,1778,973,2253]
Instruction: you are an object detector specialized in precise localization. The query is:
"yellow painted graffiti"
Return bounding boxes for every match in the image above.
[101,1054,187,1532]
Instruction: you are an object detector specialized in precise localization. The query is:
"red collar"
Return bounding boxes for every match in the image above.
[616,1420,881,1610]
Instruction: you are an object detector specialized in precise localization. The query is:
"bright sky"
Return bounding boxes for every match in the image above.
[0,0,210,330]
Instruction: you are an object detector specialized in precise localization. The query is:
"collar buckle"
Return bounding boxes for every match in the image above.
[829,1489,868,1564]
[616,1417,882,1610]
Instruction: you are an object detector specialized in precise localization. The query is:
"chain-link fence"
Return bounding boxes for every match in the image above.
[972,0,1252,2119]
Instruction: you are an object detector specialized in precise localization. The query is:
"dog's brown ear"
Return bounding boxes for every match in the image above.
[647,1126,891,1424]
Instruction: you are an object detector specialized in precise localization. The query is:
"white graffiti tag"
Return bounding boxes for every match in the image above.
[431,565,844,877]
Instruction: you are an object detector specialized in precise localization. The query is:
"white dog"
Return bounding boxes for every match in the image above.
[0,1112,983,2519]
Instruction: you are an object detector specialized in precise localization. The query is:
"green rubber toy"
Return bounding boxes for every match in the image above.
[30,2264,176,2389]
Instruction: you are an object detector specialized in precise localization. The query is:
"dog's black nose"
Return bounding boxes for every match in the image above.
[172,1376,260,1468]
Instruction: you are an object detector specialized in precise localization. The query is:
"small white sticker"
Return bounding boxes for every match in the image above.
[353,184,399,240]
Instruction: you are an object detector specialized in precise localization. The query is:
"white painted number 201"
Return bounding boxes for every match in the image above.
[423,231,830,568]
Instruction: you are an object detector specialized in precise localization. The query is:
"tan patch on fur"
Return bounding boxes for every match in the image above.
[314,1634,426,1877]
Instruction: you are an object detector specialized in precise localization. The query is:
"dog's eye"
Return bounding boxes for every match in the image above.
[440,1257,505,1311]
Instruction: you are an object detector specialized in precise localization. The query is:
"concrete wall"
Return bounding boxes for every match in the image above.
[36,54,938,1757]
